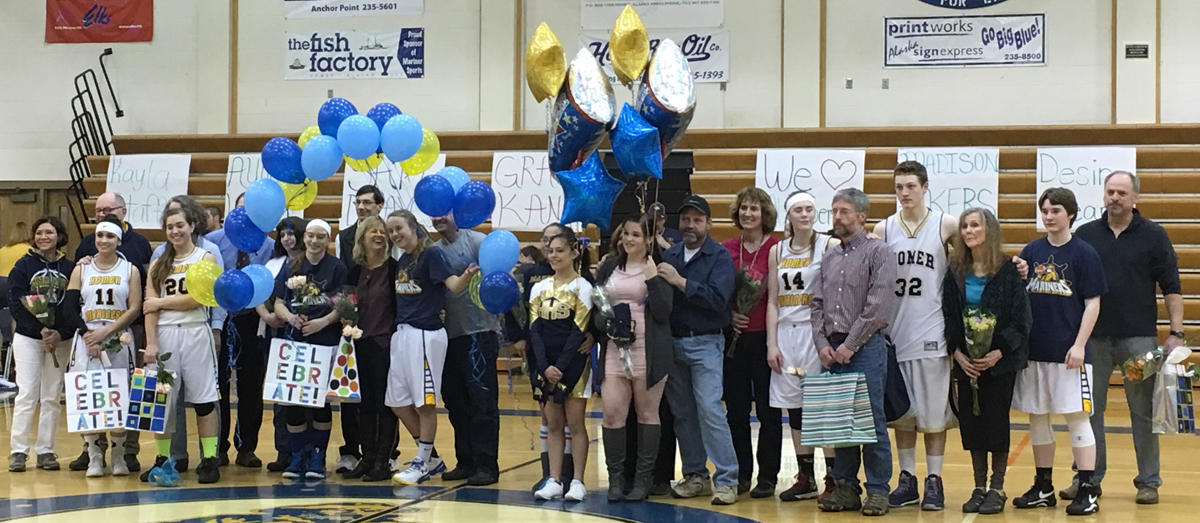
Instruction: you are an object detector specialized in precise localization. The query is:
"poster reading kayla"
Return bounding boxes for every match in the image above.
[46,0,154,44]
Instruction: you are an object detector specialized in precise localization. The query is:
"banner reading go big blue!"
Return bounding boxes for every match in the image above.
[284,28,424,79]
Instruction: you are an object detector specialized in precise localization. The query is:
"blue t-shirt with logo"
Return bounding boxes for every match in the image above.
[394,247,454,331]
[1019,237,1108,364]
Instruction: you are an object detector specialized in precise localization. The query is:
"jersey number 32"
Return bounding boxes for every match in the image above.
[894,277,922,297]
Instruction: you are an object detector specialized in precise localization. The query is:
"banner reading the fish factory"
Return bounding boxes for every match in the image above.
[284,28,425,80]
[580,29,730,84]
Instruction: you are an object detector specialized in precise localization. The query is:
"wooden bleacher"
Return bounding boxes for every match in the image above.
[81,126,1200,379]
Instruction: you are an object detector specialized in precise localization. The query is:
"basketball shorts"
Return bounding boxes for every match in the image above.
[1012,361,1095,415]
[889,356,957,432]
[156,323,219,405]
[769,322,821,410]
[386,324,448,408]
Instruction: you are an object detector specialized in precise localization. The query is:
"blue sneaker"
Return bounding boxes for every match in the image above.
[305,449,326,480]
[889,471,919,508]
[921,474,944,511]
[427,455,446,477]
[282,450,306,479]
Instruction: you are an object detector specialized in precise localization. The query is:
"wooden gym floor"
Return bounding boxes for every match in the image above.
[0,374,1196,522]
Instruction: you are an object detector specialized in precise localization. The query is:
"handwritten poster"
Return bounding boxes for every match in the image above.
[263,338,333,408]
[897,148,999,216]
[106,154,191,229]
[1035,147,1136,230]
[66,368,128,433]
[340,154,446,230]
[225,154,304,219]
[755,149,866,232]
[490,152,565,232]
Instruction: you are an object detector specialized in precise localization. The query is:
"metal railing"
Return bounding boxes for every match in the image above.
[66,48,122,234]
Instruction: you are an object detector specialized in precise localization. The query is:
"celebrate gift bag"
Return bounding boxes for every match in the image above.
[800,372,878,448]
[327,336,361,403]
[65,350,130,434]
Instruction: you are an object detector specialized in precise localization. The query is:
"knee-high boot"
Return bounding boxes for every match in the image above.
[343,413,376,479]
[364,413,397,482]
[625,424,661,501]
[603,427,628,502]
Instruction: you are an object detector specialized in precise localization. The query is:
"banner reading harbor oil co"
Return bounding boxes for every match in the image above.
[284,28,424,79]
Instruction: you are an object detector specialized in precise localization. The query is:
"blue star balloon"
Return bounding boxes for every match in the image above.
[558,152,626,231]
[611,103,662,180]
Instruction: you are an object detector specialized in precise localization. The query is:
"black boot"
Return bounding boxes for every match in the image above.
[626,424,661,501]
[562,453,575,489]
[363,413,396,482]
[343,413,376,479]
[603,427,628,502]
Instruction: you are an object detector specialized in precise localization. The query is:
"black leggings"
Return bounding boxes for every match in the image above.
[355,335,391,414]
[724,330,782,485]
[287,404,332,426]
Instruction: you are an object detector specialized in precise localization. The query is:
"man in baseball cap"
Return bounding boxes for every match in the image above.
[650,202,683,249]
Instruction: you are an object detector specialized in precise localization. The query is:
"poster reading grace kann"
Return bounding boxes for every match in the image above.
[755,149,866,232]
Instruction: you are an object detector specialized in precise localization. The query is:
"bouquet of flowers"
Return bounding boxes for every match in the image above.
[154,352,176,391]
[286,275,328,317]
[593,283,634,378]
[20,294,60,368]
[963,308,998,415]
[331,286,362,340]
[1123,344,1193,381]
[727,267,765,357]
[100,331,135,355]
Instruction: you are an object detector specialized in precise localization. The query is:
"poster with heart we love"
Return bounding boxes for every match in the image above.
[756,149,866,232]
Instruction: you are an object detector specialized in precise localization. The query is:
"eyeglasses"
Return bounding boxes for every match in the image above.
[96,206,125,215]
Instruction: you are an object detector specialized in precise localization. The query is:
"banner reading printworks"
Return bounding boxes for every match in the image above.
[284,28,425,79]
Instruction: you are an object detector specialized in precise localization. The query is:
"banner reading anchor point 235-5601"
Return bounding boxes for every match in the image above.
[284,28,424,80]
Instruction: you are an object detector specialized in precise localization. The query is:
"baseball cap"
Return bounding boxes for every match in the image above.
[649,202,666,217]
[677,195,711,216]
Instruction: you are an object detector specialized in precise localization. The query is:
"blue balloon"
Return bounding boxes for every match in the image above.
[366,103,402,131]
[242,264,275,308]
[479,271,520,314]
[224,207,267,252]
[261,137,305,184]
[558,152,626,231]
[380,114,423,163]
[244,178,286,233]
[611,104,663,180]
[437,166,470,193]
[414,175,455,218]
[317,97,358,137]
[337,115,381,160]
[452,180,496,229]
[214,269,254,311]
[479,230,520,275]
[301,135,343,181]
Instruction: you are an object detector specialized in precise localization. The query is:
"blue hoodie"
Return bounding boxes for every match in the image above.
[8,249,75,340]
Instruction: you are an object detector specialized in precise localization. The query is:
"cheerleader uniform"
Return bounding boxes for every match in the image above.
[529,276,594,404]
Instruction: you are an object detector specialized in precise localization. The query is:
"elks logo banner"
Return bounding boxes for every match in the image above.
[46,0,153,44]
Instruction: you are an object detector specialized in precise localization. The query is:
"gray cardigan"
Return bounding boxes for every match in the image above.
[592,256,674,386]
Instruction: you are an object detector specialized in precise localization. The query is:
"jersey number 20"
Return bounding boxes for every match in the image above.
[164,279,188,296]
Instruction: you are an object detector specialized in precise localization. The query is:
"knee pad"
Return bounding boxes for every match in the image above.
[1028,413,1054,446]
[313,406,333,424]
[193,401,217,417]
[1064,412,1095,448]
[788,409,803,431]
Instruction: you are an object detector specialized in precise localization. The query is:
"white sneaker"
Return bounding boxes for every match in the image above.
[427,455,445,476]
[389,458,399,473]
[86,454,104,478]
[564,479,587,501]
[393,457,430,485]
[335,454,358,473]
[535,478,564,500]
[110,449,129,476]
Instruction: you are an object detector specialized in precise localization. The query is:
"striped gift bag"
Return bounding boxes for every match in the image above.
[800,372,878,448]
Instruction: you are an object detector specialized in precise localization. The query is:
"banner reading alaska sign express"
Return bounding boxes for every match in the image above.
[284,28,424,80]
[884,13,1044,67]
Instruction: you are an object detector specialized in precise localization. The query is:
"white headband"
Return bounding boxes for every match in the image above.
[785,192,817,212]
[306,219,332,236]
[96,221,123,240]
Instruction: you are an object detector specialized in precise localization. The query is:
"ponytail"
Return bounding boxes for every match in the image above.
[149,208,189,293]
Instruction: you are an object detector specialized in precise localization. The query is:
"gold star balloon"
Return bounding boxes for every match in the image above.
[609,5,650,87]
[525,22,567,103]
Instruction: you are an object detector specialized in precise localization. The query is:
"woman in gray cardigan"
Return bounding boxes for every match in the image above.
[593,215,673,502]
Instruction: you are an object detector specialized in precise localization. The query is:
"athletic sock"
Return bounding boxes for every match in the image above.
[1078,470,1094,486]
[417,441,434,463]
[412,437,438,459]
[990,452,1008,491]
[200,437,218,459]
[898,447,917,475]
[110,433,126,451]
[540,425,548,452]
[312,429,330,453]
[970,450,988,489]
[155,438,171,458]
[926,454,944,477]
[564,427,572,454]
[1035,467,1053,487]
[288,430,308,456]
[799,454,815,478]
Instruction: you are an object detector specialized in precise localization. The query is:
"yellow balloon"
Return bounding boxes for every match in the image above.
[344,153,384,172]
[468,272,483,309]
[610,5,650,86]
[525,22,566,103]
[400,128,440,175]
[298,125,321,148]
[281,180,318,211]
[185,260,223,307]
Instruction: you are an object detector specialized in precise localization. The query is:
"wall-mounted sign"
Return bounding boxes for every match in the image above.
[916,0,1011,9]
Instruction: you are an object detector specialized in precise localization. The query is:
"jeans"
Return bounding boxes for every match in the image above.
[10,334,67,455]
[724,330,781,485]
[665,334,739,487]
[442,332,501,477]
[830,333,892,496]
[1076,336,1161,488]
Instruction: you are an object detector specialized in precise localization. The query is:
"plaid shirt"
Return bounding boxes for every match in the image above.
[811,229,897,352]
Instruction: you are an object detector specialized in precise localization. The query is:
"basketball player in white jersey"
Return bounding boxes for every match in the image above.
[871,161,959,511]
[64,216,142,477]
[142,207,222,484]
[766,191,840,502]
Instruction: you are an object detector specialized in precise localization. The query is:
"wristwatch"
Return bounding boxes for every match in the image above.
[1169,330,1185,339]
